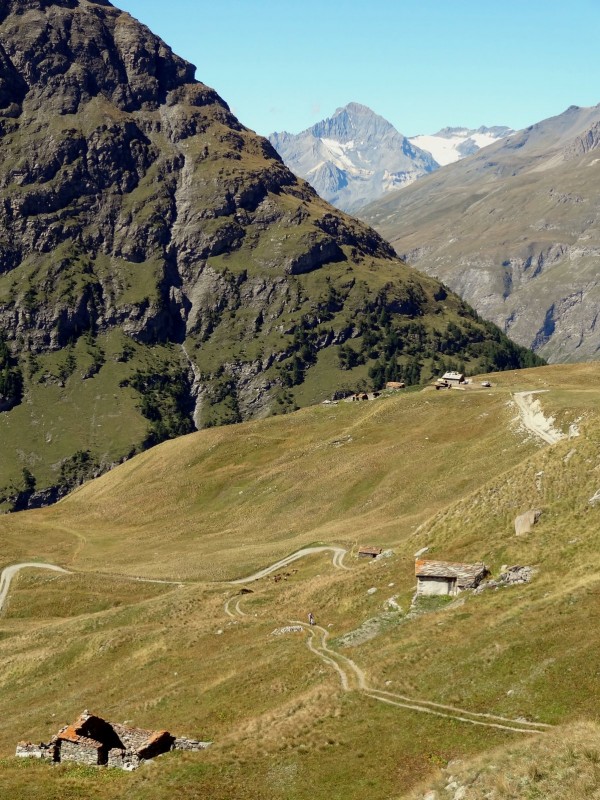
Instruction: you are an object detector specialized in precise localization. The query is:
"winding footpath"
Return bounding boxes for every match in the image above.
[0,563,71,613]
[224,550,552,736]
[2,547,552,735]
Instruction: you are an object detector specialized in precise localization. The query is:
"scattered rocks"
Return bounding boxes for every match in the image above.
[589,489,600,505]
[367,587,378,595]
[271,626,303,636]
[475,565,534,593]
[376,549,394,559]
[383,595,402,612]
[336,612,400,648]
[414,546,430,558]
[514,508,542,536]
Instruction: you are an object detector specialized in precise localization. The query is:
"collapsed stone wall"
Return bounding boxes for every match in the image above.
[172,737,212,752]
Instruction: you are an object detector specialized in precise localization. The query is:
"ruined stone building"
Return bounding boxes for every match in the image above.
[16,711,210,770]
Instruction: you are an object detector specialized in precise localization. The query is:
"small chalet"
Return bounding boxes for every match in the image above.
[442,371,465,384]
[16,711,210,771]
[415,559,488,597]
[442,371,465,383]
[358,546,383,559]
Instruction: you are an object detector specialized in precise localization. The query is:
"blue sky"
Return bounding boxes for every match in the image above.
[115,0,600,138]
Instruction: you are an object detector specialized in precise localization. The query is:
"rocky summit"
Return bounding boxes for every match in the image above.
[0,0,540,506]
[269,103,439,213]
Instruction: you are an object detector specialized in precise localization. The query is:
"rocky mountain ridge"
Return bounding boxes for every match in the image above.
[269,103,438,213]
[0,0,541,506]
[361,103,600,363]
[269,104,513,212]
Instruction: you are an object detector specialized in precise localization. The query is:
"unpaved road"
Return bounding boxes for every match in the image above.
[513,390,566,445]
[0,563,70,613]
[229,546,349,585]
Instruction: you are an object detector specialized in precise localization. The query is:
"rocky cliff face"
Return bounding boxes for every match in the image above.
[362,104,600,364]
[0,0,541,506]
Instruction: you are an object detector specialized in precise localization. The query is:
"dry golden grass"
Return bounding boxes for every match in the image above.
[0,363,599,798]
[1,377,547,580]
[402,721,600,799]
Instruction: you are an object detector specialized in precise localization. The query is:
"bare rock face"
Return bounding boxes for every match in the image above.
[362,103,600,363]
[514,509,542,536]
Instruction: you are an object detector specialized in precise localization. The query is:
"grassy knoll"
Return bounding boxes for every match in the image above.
[0,364,599,798]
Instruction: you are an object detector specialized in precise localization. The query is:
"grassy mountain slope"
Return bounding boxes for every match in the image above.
[0,0,540,505]
[361,104,600,365]
[1,364,599,798]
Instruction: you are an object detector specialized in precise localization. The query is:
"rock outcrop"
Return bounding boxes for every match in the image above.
[514,508,542,536]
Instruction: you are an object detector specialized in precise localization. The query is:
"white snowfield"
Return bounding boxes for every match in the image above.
[409,131,505,166]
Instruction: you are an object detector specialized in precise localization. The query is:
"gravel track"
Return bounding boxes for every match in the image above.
[513,390,566,445]
[0,563,70,613]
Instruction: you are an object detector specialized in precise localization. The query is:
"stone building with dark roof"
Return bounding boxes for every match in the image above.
[415,559,488,597]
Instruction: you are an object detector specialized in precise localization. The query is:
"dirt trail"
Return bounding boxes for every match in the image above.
[513,391,566,445]
[223,549,551,735]
[296,622,549,734]
[229,546,349,585]
[0,563,71,613]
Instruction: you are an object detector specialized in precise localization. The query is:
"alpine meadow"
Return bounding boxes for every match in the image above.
[1,2,600,799]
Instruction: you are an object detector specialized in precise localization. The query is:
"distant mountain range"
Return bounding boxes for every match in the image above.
[361,103,600,363]
[269,104,512,212]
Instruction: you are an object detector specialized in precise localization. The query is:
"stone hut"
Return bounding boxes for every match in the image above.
[441,371,465,384]
[16,711,211,771]
[415,559,488,597]
[358,546,383,559]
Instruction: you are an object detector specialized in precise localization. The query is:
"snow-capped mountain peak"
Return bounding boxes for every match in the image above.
[269,103,438,213]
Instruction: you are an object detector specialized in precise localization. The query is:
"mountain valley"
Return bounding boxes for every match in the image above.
[1,2,600,799]
[0,0,537,505]
[1,362,600,799]
[362,103,600,365]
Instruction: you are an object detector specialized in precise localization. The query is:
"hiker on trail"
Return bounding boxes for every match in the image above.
[308,612,315,626]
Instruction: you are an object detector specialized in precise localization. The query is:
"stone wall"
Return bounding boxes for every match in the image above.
[15,741,57,760]
[59,740,103,766]
[417,576,456,596]
[107,747,141,771]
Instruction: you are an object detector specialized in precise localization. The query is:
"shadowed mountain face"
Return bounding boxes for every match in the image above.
[361,104,600,364]
[0,0,540,505]
[269,103,439,213]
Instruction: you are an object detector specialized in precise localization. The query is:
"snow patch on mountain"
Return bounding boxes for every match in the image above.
[409,126,514,166]
[270,107,514,212]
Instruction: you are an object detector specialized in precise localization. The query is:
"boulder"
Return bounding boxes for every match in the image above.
[514,509,542,536]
